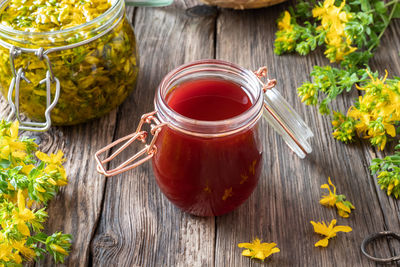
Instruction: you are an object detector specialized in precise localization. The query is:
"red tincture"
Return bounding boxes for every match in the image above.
[166,79,252,120]
[152,79,262,216]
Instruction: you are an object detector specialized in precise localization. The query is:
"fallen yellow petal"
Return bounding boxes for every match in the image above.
[315,238,329,247]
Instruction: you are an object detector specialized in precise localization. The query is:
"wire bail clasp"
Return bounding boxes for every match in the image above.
[7,46,60,131]
[95,111,167,177]
[254,66,277,92]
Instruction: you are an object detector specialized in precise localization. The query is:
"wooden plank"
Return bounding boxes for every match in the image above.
[90,1,217,266]
[215,3,399,266]
[362,18,400,260]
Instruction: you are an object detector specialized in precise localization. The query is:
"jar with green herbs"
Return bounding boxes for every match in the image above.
[0,0,139,130]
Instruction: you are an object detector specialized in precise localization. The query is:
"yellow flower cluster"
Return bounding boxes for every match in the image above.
[274,11,297,53]
[333,70,400,150]
[238,238,280,261]
[0,190,38,264]
[0,121,71,265]
[312,0,356,62]
[0,121,28,162]
[379,171,400,197]
[320,177,355,218]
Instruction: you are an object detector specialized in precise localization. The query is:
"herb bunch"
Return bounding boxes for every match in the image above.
[370,142,400,198]
[274,0,400,197]
[274,0,400,150]
[0,120,71,266]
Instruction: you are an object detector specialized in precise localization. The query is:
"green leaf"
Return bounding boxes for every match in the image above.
[392,2,400,19]
[359,0,371,11]
[374,1,387,14]
[0,159,11,169]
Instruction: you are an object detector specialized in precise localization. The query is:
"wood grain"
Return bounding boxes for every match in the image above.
[90,1,217,266]
[0,1,399,266]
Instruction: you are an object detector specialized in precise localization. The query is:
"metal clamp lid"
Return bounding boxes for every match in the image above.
[95,111,167,177]
[255,67,313,159]
[7,46,60,131]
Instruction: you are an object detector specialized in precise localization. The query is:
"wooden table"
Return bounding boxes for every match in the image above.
[6,1,400,266]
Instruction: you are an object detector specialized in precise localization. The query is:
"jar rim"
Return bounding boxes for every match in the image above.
[154,59,264,137]
[0,0,123,39]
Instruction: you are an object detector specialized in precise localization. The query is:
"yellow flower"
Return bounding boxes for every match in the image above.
[0,242,14,262]
[35,150,65,166]
[278,11,293,31]
[310,219,352,247]
[50,244,69,255]
[313,0,350,30]
[387,180,399,196]
[12,190,36,236]
[12,239,36,261]
[21,164,35,175]
[238,238,280,261]
[320,177,355,218]
[275,34,295,50]
[312,0,356,62]
[0,121,27,160]
[347,69,400,150]
[36,150,68,183]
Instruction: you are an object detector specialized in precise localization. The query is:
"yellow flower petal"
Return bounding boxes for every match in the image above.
[35,151,51,162]
[254,251,265,260]
[50,244,68,255]
[238,242,253,248]
[320,184,330,189]
[333,225,352,233]
[336,202,351,213]
[17,222,30,236]
[242,249,252,257]
[320,195,336,206]
[17,190,26,211]
[10,121,19,138]
[315,238,329,247]
[338,209,349,218]
[385,124,396,137]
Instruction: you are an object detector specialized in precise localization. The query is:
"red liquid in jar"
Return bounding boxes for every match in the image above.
[152,79,262,216]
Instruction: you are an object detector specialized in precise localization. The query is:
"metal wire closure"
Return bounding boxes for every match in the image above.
[254,67,277,92]
[361,231,400,263]
[7,46,60,131]
[95,111,167,177]
[0,13,123,131]
[254,67,309,156]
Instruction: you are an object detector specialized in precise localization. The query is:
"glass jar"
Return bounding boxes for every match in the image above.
[95,59,313,216]
[0,0,139,131]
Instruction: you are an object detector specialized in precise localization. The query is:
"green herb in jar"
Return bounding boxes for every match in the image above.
[0,0,112,32]
[0,0,139,125]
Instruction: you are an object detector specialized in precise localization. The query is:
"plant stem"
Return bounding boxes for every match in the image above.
[365,0,398,13]
[368,0,400,53]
